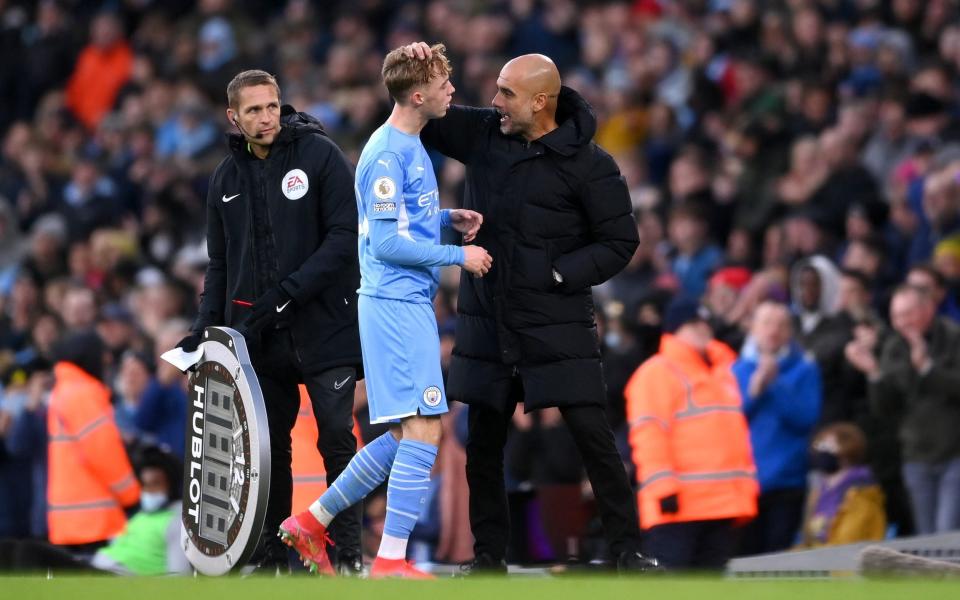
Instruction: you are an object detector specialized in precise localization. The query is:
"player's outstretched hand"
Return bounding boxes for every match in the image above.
[401,42,432,60]
[462,245,492,277]
[449,209,483,242]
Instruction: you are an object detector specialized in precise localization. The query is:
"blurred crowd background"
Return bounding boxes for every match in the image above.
[3,0,960,572]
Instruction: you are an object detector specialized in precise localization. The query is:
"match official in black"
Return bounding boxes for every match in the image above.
[177,70,363,573]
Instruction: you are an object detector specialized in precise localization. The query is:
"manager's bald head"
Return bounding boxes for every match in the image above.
[502,54,561,96]
[493,54,561,141]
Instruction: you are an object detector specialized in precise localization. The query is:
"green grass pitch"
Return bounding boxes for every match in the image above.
[3,576,960,600]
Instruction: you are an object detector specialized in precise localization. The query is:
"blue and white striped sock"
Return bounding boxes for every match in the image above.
[379,440,438,558]
[309,432,400,525]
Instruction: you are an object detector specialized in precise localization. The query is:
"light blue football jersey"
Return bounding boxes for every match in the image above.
[355,123,448,303]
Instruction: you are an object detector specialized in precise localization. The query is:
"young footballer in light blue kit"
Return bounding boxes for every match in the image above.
[279,43,491,579]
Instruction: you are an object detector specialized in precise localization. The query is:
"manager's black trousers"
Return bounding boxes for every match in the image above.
[251,330,361,561]
[465,379,643,561]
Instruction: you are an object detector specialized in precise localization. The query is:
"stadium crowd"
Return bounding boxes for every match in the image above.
[2,0,960,572]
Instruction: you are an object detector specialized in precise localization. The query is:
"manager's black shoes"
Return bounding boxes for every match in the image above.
[617,550,663,573]
[458,552,508,576]
[336,552,366,577]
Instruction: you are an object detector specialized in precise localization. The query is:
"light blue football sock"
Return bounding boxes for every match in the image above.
[383,439,438,540]
[311,431,399,522]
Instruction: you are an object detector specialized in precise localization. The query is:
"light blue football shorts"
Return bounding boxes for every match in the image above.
[358,294,449,424]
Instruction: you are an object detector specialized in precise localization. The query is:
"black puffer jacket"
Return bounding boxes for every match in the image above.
[422,87,639,410]
[194,105,361,375]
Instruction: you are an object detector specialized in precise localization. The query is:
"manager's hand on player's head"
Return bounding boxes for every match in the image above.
[401,41,432,60]
[462,245,492,277]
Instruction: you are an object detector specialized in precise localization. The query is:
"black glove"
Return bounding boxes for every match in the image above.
[243,284,295,335]
[176,332,204,353]
[659,493,679,515]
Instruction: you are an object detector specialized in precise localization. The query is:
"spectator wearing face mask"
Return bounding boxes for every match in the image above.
[799,422,886,547]
[90,447,190,575]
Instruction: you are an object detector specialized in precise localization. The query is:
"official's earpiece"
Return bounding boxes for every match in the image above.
[233,116,263,139]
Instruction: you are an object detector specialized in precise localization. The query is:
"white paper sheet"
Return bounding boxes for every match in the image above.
[160,346,203,372]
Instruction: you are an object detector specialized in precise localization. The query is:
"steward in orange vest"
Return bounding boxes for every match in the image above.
[625,298,757,568]
[291,387,328,515]
[47,331,140,546]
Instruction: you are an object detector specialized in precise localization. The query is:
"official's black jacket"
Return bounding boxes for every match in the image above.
[194,106,362,375]
[421,87,639,410]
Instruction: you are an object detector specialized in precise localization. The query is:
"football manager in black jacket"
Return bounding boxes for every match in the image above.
[406,45,658,573]
[177,70,363,573]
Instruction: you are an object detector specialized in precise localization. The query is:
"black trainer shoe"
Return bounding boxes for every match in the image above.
[616,551,663,574]
[458,552,508,576]
[336,553,366,577]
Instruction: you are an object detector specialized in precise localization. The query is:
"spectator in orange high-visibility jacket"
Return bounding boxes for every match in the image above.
[625,296,758,569]
[47,330,140,547]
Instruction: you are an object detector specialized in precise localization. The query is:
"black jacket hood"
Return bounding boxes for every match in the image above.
[537,86,598,157]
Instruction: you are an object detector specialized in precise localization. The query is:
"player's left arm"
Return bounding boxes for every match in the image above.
[551,149,639,290]
[365,151,464,268]
[278,138,359,304]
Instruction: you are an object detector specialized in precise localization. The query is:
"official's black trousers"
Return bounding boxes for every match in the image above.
[251,330,361,560]
[465,378,643,561]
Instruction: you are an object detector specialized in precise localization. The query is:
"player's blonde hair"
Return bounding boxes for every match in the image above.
[381,43,451,104]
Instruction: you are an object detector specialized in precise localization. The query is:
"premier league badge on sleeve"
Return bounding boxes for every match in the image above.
[181,327,271,575]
